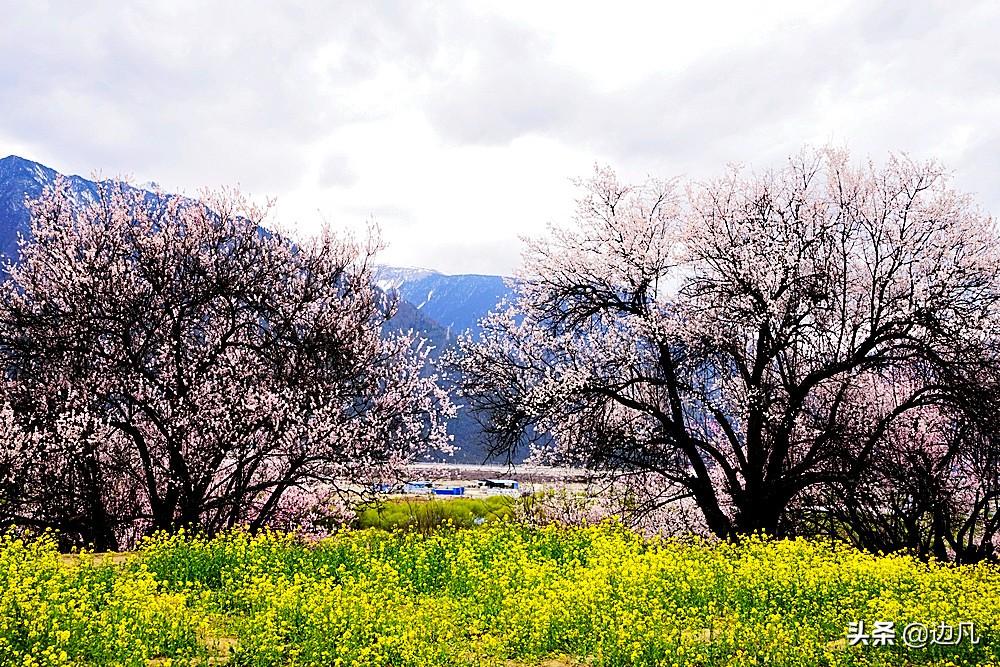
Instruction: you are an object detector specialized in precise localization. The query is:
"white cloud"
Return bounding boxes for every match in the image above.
[2,0,998,275]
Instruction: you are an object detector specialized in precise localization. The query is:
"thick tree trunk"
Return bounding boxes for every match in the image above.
[693,484,734,539]
[731,485,786,537]
[81,452,119,551]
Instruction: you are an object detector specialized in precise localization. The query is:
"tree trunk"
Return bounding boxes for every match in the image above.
[731,487,785,536]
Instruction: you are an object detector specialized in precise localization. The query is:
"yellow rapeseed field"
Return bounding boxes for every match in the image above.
[1,522,996,666]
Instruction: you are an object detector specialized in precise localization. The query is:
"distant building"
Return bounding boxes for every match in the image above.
[403,480,433,493]
[480,479,519,490]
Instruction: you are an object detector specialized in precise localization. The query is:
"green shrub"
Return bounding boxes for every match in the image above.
[355,496,516,532]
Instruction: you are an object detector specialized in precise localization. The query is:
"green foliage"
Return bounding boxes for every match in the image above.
[355,496,516,532]
[2,524,999,666]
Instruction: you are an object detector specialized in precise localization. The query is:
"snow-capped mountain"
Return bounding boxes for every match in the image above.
[376,265,512,337]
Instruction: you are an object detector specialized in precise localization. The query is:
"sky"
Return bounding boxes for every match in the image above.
[2,1,998,276]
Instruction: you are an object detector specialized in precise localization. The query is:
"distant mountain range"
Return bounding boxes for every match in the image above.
[375,266,510,338]
[0,155,516,463]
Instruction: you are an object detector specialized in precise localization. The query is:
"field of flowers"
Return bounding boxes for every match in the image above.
[2,522,998,667]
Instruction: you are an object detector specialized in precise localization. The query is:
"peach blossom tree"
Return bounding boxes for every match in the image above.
[0,180,453,549]
[452,148,1000,548]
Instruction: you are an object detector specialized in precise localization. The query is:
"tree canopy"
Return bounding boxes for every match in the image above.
[452,148,1000,559]
[0,181,452,549]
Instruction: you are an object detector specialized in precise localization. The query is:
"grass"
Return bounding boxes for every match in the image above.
[355,495,517,532]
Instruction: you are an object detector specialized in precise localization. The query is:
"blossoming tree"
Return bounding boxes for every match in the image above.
[811,365,1000,563]
[0,180,453,549]
[452,148,1000,544]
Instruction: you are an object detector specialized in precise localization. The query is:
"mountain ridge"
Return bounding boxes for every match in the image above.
[375,265,511,337]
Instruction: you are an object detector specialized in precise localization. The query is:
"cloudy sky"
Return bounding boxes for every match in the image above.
[2,1,998,275]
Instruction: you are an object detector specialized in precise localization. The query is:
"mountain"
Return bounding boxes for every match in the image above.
[0,156,515,341]
[374,268,517,463]
[382,296,451,352]
[374,267,519,462]
[376,266,512,337]
[0,155,103,261]
[0,155,516,464]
